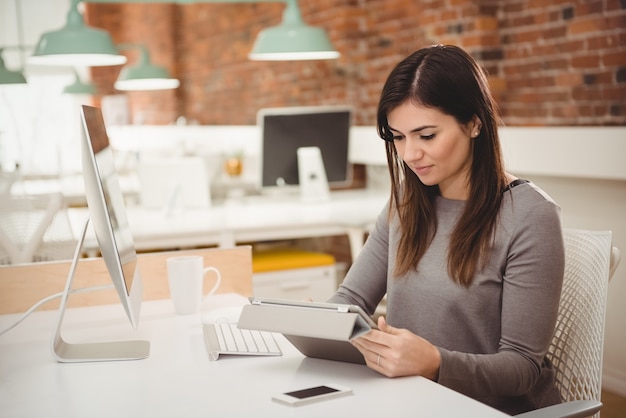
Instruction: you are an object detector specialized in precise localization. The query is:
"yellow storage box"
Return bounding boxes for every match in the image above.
[252,248,337,302]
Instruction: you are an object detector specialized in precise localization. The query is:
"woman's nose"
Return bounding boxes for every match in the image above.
[403,138,424,161]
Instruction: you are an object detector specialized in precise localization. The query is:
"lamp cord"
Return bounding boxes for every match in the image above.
[15,0,25,68]
[0,284,114,338]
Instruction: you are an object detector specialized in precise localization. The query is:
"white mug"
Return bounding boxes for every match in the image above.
[166,255,222,315]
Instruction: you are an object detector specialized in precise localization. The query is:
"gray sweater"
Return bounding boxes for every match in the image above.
[329,181,564,415]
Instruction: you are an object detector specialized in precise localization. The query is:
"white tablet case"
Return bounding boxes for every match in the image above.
[237,297,375,364]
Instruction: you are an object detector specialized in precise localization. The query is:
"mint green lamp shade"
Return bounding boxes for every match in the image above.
[63,72,96,95]
[0,53,27,84]
[248,0,339,61]
[249,24,340,61]
[114,46,179,91]
[28,0,127,67]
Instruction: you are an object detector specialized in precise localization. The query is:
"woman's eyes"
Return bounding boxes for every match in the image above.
[391,132,436,141]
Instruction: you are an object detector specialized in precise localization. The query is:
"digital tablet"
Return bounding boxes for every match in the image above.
[249,297,378,328]
[238,296,378,364]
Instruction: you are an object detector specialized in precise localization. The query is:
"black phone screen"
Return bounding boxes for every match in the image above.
[285,385,339,399]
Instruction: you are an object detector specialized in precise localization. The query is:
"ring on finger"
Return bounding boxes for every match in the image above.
[377,354,381,366]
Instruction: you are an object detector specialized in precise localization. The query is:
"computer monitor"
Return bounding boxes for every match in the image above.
[51,105,149,362]
[258,106,352,194]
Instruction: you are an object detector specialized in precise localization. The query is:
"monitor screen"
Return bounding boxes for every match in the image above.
[80,105,143,328]
[258,106,352,191]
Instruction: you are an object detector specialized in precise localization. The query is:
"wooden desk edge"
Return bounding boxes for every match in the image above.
[0,246,253,315]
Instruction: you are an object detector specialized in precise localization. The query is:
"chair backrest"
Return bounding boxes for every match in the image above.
[547,229,616,416]
[0,193,76,264]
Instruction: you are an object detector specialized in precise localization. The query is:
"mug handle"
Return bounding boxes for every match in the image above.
[202,266,222,299]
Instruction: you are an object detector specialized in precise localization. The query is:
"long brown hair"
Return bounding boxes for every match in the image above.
[377,45,507,286]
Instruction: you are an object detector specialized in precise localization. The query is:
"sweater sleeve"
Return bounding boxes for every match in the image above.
[437,198,564,405]
[327,201,390,314]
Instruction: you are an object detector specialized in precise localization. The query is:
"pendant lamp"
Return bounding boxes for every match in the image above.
[63,70,97,95]
[0,48,27,84]
[248,0,340,61]
[114,44,180,91]
[28,0,127,67]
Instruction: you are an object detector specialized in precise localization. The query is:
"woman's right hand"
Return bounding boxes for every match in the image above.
[352,316,441,380]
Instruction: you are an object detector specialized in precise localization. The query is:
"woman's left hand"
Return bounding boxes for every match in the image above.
[351,316,441,379]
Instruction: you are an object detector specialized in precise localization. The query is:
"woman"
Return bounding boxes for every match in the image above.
[328,45,564,415]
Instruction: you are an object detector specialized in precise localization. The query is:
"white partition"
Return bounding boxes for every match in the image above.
[500,126,626,180]
[348,125,626,181]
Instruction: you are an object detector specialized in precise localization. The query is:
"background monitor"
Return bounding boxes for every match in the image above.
[258,106,352,192]
[51,105,149,362]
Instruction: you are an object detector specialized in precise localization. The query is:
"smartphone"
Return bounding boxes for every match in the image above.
[272,383,353,407]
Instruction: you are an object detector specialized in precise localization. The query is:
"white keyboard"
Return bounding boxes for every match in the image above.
[202,322,282,361]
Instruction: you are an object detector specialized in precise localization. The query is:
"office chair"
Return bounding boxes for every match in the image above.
[0,192,76,265]
[516,229,621,418]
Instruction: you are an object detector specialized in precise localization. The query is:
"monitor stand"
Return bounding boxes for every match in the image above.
[51,218,150,363]
[297,146,330,203]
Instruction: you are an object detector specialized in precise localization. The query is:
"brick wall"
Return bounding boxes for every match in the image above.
[498,0,626,125]
[87,0,626,126]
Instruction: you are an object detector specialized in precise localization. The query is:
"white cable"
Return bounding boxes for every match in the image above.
[0,284,114,337]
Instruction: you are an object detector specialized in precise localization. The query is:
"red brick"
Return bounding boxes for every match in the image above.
[568,17,610,35]
[571,54,602,69]
[474,17,499,31]
[556,73,583,87]
[603,50,626,67]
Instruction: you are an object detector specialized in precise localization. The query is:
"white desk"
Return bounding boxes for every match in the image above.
[68,189,388,260]
[11,174,140,207]
[0,294,510,418]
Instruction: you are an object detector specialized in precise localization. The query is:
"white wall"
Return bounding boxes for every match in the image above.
[1,0,66,60]
[0,0,86,175]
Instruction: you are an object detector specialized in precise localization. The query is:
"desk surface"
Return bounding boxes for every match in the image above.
[0,294,510,418]
[68,189,388,256]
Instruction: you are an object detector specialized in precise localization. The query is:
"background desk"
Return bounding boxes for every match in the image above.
[0,294,510,418]
[68,189,388,260]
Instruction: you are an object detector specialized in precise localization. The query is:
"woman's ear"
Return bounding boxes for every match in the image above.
[470,116,482,138]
